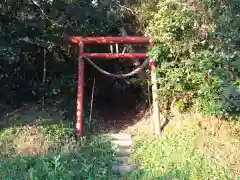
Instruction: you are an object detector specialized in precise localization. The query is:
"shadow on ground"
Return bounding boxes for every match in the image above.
[0,103,71,132]
[93,82,149,134]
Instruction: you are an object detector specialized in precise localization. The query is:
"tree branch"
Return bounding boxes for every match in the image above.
[30,0,64,27]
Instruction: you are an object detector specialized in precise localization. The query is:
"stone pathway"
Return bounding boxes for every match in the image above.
[110,133,138,174]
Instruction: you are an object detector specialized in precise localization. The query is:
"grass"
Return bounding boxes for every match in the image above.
[126,117,240,179]
[1,105,240,179]
[0,106,117,180]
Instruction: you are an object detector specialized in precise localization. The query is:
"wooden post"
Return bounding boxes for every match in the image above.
[76,43,85,137]
[149,60,161,135]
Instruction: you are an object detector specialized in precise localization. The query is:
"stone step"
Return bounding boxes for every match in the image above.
[110,133,138,175]
[112,140,133,147]
[112,156,129,164]
[114,147,132,156]
[112,164,138,174]
[110,134,132,140]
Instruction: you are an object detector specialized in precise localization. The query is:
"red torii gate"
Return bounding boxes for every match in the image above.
[64,36,160,137]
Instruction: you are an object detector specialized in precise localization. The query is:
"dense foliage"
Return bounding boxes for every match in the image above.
[133,0,240,118]
[0,0,121,110]
[1,0,240,120]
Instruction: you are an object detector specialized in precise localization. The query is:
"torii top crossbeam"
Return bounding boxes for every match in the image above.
[64,36,151,59]
[64,36,150,45]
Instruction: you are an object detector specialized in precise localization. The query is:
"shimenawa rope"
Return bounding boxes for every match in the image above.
[79,56,150,78]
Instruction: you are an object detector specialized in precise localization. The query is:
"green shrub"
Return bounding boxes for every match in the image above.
[143,0,240,117]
